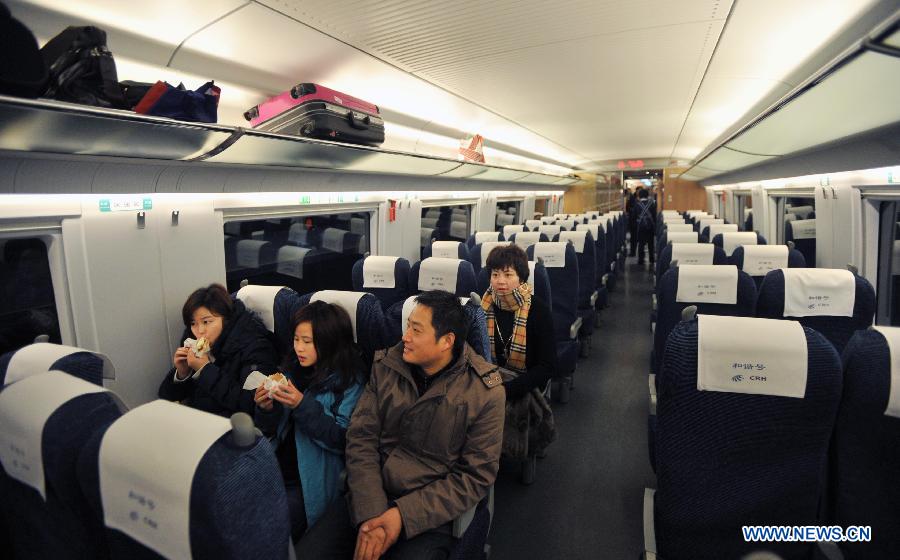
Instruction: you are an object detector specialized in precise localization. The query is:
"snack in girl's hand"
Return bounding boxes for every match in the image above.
[263,372,289,398]
[183,337,211,358]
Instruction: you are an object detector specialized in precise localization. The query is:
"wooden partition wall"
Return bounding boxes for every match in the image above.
[661,167,707,212]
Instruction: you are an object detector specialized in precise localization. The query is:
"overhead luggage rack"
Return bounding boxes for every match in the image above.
[0,95,578,186]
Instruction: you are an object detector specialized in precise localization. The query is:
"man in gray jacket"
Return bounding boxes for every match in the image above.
[295,290,505,560]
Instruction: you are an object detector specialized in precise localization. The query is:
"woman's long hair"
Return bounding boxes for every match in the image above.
[282,301,365,395]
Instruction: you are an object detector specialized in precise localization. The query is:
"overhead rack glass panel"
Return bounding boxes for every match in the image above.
[0,95,232,160]
[699,147,775,172]
[726,51,900,156]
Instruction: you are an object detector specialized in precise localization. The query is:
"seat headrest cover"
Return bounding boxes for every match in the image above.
[5,342,115,386]
[708,223,738,240]
[450,221,468,239]
[671,243,715,266]
[0,371,108,498]
[722,232,758,256]
[782,268,855,317]
[667,232,699,244]
[791,205,814,219]
[288,223,309,244]
[553,213,569,219]
[236,285,283,332]
[421,217,439,228]
[418,257,461,293]
[512,231,542,249]
[503,224,524,239]
[872,326,900,418]
[420,228,434,245]
[699,218,724,231]
[538,225,561,237]
[480,241,511,267]
[790,219,816,240]
[558,230,588,253]
[697,315,807,398]
[322,228,348,252]
[585,220,606,232]
[431,241,461,259]
[676,265,738,304]
[533,242,569,268]
[362,256,399,288]
[784,213,797,223]
[576,223,601,240]
[741,245,788,277]
[236,239,267,268]
[525,220,541,229]
[665,223,693,232]
[99,400,231,560]
[474,231,500,244]
[557,219,576,230]
[540,216,556,224]
[401,295,418,330]
[276,246,312,279]
[662,210,680,216]
[310,291,367,342]
[526,261,537,283]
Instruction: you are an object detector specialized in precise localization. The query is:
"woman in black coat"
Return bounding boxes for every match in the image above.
[480,244,558,401]
[158,283,278,417]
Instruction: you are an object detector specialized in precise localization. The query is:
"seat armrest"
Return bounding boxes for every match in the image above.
[452,486,494,538]
[569,317,583,339]
[611,261,616,272]
[643,488,657,559]
[648,374,657,415]
[651,294,657,311]
[601,273,609,287]
[590,290,599,307]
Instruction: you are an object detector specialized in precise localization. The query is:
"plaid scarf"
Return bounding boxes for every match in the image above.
[482,282,532,373]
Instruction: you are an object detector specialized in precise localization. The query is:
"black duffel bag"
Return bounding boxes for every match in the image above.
[0,3,48,98]
[40,25,127,108]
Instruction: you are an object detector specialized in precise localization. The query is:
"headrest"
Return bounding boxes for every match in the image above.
[431,240,461,259]
[587,211,601,219]
[585,220,606,232]
[311,291,367,341]
[784,213,797,222]
[557,219,576,230]
[480,241,511,267]
[350,217,367,235]
[496,214,514,226]
[503,224,524,239]
[512,231,542,249]
[740,245,788,277]
[699,218,724,232]
[782,268,855,317]
[236,285,284,332]
[322,228,348,252]
[721,232,758,256]
[526,261,537,283]
[791,205,814,219]
[401,295,417,329]
[4,343,115,386]
[663,216,686,224]
[685,210,703,217]
[420,228,435,246]
[789,219,816,240]
[872,326,900,418]
[576,223,601,240]
[450,221,468,239]
[474,231,500,244]
[288,223,311,245]
[421,217,439,229]
[362,256,400,288]
[671,243,715,266]
[425,208,441,218]
[235,239,267,268]
[0,371,109,498]
[538,225,561,237]
[676,265,738,304]
[525,219,542,230]
[223,222,241,236]
[98,400,232,560]
[553,213,569,219]
[540,216,556,224]
[533,242,569,268]
[665,223,693,232]
[558,230,589,253]
[418,257,461,292]
[708,223,738,240]
[662,210,680,216]
[667,232,699,244]
[697,315,807,398]
[275,245,312,279]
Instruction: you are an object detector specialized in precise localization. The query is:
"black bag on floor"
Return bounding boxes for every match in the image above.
[0,3,48,97]
[40,25,127,108]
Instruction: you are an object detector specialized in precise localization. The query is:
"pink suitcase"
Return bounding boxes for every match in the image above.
[243,83,385,146]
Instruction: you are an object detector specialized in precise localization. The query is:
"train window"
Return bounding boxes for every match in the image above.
[223,211,371,295]
[534,197,549,218]
[0,238,61,355]
[735,194,753,231]
[495,201,521,229]
[421,204,472,246]
[876,201,900,326]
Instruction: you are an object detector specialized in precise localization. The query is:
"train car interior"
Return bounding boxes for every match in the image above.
[1,1,900,559]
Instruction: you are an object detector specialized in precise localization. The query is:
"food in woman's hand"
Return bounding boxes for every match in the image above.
[263,372,289,397]
[194,337,210,356]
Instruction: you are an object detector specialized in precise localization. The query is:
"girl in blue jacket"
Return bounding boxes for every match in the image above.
[254,300,366,541]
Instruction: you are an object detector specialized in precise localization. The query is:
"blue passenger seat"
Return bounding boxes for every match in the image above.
[351,256,412,311]
[785,219,816,267]
[297,290,389,369]
[730,245,806,291]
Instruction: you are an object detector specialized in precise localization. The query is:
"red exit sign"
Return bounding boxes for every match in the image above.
[617,160,645,169]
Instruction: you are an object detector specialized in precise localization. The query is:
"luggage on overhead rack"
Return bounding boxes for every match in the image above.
[244,82,385,146]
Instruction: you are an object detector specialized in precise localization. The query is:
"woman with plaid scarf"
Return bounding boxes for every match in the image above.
[480,244,558,400]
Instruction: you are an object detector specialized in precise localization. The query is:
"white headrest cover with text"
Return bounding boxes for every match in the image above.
[533,242,569,268]
[676,265,738,304]
[362,256,399,289]
[782,268,855,317]
[671,243,715,266]
[311,290,366,341]
[475,231,500,244]
[722,232,758,256]
[741,245,788,277]
[417,257,461,293]
[236,284,284,332]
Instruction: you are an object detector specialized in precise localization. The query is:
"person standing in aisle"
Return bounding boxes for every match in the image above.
[635,188,657,266]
